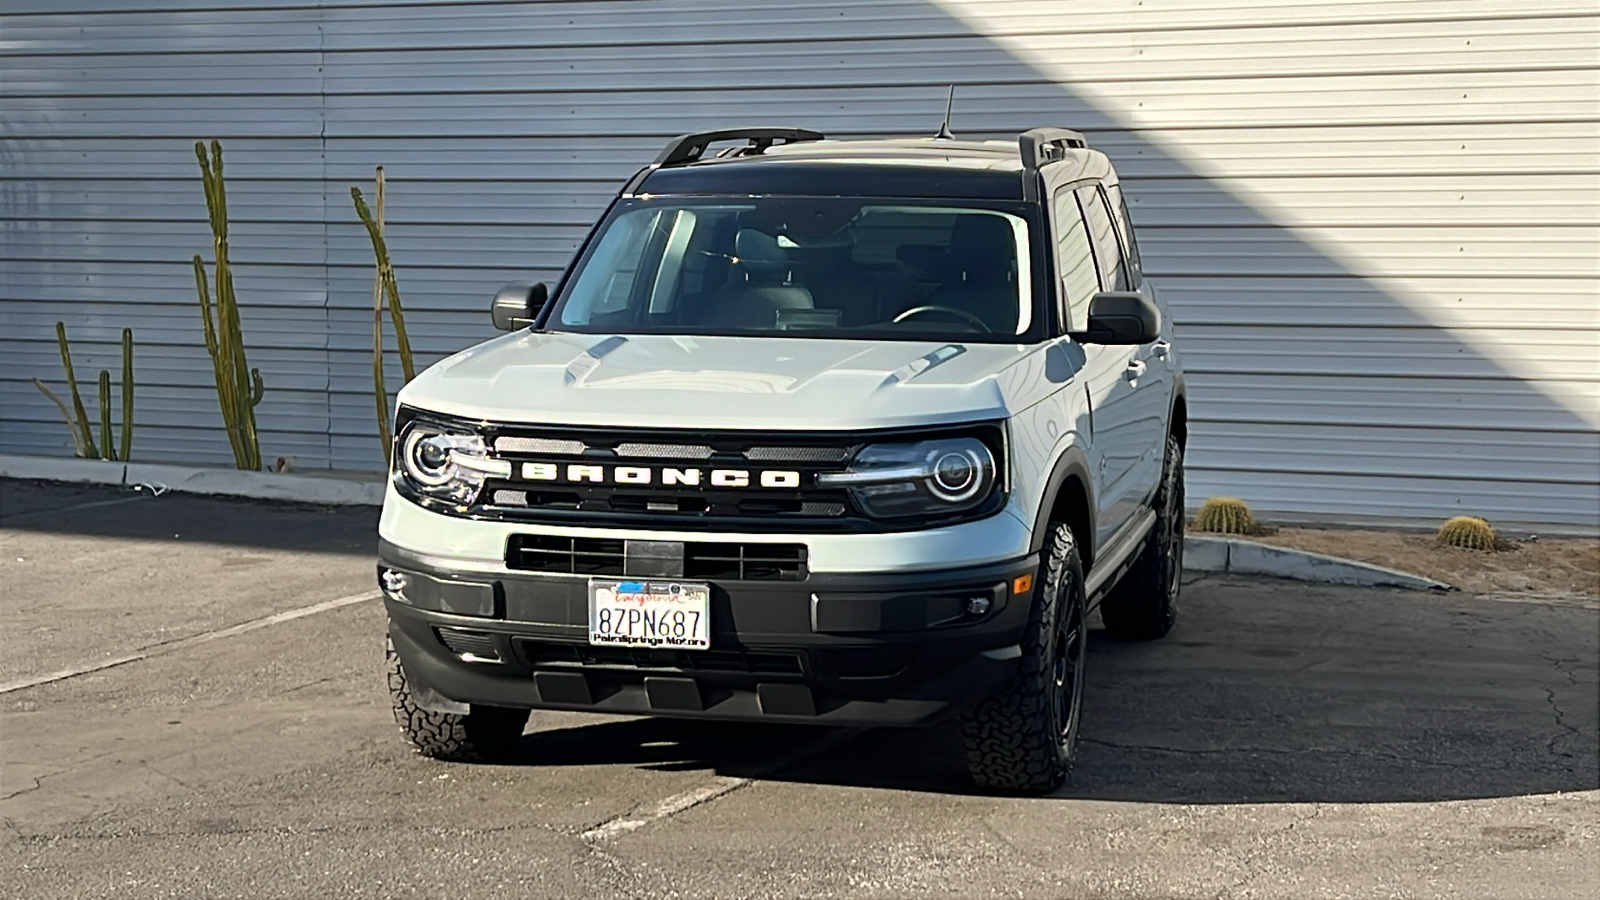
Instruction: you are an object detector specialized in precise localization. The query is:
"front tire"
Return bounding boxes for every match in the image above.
[961,523,1088,793]
[386,636,529,762]
[1100,434,1183,640]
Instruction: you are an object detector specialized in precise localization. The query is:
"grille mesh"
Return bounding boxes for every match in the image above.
[613,442,714,459]
[744,446,851,462]
[494,436,587,455]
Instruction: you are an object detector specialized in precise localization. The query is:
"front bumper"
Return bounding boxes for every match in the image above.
[381,540,1037,727]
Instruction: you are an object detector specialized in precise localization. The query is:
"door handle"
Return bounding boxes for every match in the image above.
[1123,360,1146,381]
[1152,341,1170,360]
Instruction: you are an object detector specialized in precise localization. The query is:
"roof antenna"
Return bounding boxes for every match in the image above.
[934,85,956,140]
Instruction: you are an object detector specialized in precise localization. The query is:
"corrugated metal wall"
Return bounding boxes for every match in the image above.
[3,0,1597,528]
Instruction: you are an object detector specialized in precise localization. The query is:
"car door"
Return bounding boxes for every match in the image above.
[1107,181,1175,417]
[1052,186,1139,551]
[1082,184,1168,515]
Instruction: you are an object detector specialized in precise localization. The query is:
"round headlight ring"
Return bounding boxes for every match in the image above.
[926,446,989,503]
[401,428,457,488]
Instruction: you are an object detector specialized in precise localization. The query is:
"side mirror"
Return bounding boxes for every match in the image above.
[1078,291,1160,345]
[490,282,548,332]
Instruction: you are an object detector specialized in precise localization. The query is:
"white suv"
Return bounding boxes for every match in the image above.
[379,127,1187,792]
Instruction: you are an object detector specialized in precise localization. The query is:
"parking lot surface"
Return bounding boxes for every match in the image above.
[2,479,1596,899]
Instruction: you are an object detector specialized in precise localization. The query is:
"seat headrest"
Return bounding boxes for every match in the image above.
[734,229,788,277]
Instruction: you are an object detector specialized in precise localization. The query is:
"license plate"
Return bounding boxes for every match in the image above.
[588,579,711,650]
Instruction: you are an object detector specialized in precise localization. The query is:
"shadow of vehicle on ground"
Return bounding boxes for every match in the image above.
[500,580,1599,805]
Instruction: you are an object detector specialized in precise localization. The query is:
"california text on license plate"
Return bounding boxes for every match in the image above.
[588,579,711,650]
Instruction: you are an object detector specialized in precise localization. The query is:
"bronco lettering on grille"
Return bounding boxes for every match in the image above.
[518,462,803,489]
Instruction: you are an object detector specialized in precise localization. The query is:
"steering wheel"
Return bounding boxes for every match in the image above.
[892,305,992,333]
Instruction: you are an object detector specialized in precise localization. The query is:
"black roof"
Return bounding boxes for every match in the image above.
[637,138,1032,201]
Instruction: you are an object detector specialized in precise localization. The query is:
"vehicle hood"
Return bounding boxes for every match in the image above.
[397,332,1078,430]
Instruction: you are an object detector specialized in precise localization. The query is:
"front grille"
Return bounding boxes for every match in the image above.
[478,424,865,530]
[506,535,808,581]
[507,535,626,575]
[404,419,1007,533]
[521,640,805,676]
[684,542,808,581]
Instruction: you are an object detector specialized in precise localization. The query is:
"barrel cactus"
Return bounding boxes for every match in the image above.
[1194,497,1257,535]
[1437,516,1496,551]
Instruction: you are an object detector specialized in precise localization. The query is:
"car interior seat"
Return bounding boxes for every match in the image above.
[924,215,1020,333]
[702,229,815,329]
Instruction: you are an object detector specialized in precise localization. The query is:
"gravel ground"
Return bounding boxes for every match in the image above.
[1215,525,1599,599]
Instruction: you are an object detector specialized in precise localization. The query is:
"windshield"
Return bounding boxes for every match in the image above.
[547,197,1036,341]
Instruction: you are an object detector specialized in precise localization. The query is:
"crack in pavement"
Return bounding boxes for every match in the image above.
[1540,652,1587,763]
[0,777,42,803]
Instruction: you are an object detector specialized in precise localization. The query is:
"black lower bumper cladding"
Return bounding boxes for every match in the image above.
[379,539,1037,727]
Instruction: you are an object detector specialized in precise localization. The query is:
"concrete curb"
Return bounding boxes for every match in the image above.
[0,454,384,506]
[1184,535,1454,591]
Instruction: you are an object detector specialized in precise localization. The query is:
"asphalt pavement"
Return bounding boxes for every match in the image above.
[2,478,1595,899]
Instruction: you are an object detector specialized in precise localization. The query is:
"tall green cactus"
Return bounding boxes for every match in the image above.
[193,139,264,471]
[353,166,416,464]
[32,322,134,461]
[53,320,98,458]
[120,327,134,461]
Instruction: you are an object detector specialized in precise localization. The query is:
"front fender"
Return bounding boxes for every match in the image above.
[1028,443,1097,562]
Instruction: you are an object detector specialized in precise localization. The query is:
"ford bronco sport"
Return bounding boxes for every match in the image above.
[379,126,1187,792]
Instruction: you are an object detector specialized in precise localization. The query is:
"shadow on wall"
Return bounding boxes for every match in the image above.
[0,0,1593,525]
[588,2,1595,525]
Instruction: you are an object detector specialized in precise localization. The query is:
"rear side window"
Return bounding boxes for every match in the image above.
[1076,185,1129,292]
[1105,183,1143,286]
[1051,190,1098,333]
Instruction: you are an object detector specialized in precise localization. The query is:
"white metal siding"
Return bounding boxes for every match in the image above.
[2,0,1596,528]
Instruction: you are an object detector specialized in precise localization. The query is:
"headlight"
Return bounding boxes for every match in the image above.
[818,436,998,519]
[394,420,510,506]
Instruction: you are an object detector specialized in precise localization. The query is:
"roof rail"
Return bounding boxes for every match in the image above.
[653,127,825,167]
[1018,127,1088,171]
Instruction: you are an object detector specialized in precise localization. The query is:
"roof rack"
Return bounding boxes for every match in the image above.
[653,127,826,168]
[1018,127,1088,171]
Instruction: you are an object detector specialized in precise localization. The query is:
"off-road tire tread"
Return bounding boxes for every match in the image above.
[386,636,527,762]
[1101,435,1182,640]
[961,524,1083,793]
